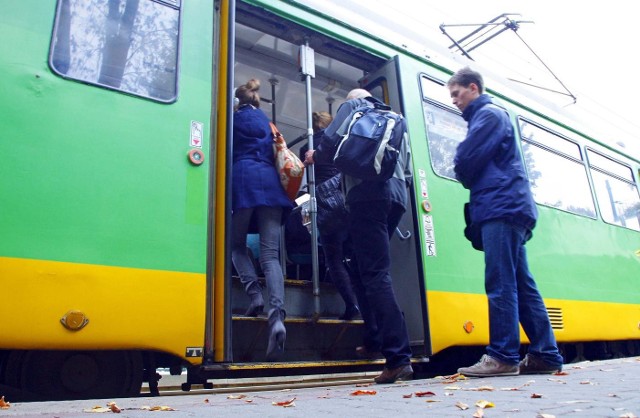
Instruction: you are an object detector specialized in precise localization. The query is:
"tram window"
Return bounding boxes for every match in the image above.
[50,0,180,102]
[519,120,596,218]
[422,100,467,180]
[587,150,640,231]
[419,74,455,109]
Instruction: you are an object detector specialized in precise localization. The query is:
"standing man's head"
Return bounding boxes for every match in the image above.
[346,88,371,100]
[447,67,483,113]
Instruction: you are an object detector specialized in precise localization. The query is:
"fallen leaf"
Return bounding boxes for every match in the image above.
[227,394,247,399]
[536,414,556,418]
[402,393,413,398]
[475,400,495,409]
[471,386,494,391]
[553,371,568,375]
[473,409,485,418]
[619,414,638,418]
[455,401,469,410]
[0,396,10,409]
[141,406,176,411]
[350,390,377,396]
[531,393,543,398]
[107,402,121,413]
[444,385,461,390]
[424,400,441,403]
[415,391,436,397]
[580,381,594,385]
[356,383,372,387]
[272,398,296,407]
[204,399,209,403]
[83,406,111,413]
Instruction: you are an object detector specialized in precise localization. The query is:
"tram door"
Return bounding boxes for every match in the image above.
[360,57,428,355]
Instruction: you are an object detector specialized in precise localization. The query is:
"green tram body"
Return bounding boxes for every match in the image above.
[1,0,639,401]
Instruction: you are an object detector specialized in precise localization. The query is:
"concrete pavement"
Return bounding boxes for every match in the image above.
[2,356,639,417]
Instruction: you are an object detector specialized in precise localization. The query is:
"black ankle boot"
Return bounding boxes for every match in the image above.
[244,281,264,317]
[245,291,264,317]
[266,308,286,361]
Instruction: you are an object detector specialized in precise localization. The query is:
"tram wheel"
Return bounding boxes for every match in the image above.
[4,350,143,401]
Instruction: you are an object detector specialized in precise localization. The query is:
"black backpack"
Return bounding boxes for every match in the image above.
[333,102,404,181]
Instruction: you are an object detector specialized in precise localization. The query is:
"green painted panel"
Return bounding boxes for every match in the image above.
[0,0,214,273]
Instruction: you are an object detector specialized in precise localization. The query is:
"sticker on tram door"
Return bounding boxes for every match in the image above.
[186,347,203,357]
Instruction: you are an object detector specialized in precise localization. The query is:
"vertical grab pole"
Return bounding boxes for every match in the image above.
[299,40,321,319]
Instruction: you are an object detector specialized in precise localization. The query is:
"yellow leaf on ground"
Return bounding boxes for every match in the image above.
[475,400,495,409]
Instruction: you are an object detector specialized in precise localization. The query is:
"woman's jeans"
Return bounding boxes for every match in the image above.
[481,220,563,366]
[231,206,285,311]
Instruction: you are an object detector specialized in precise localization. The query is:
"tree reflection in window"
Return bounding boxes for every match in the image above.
[588,150,640,231]
[50,0,180,102]
[519,119,596,218]
[423,101,468,180]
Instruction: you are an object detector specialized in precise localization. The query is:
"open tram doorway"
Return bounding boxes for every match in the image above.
[228,1,427,363]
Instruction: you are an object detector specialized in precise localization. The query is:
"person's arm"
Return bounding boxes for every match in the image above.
[453,109,503,188]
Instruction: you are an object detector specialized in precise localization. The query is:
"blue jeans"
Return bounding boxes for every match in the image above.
[347,199,412,369]
[482,220,563,366]
[231,207,285,311]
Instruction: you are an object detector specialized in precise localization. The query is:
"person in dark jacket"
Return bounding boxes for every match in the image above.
[305,89,413,384]
[231,79,293,361]
[448,67,563,377]
[302,111,360,320]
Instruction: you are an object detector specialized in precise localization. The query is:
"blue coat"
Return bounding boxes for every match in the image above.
[454,94,537,238]
[232,105,293,217]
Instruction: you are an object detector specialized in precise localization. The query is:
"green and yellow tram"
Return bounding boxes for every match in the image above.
[1,0,639,401]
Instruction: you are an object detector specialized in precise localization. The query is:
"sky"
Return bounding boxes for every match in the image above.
[299,0,640,155]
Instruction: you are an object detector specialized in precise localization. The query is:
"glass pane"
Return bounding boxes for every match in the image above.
[588,150,634,181]
[519,119,582,160]
[423,101,467,179]
[419,74,455,109]
[522,141,596,218]
[591,168,640,231]
[50,0,179,102]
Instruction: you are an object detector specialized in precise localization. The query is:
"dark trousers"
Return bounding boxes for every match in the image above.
[319,227,358,310]
[347,199,412,368]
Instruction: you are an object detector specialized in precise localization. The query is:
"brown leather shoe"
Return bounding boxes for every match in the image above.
[355,346,383,359]
[374,364,413,384]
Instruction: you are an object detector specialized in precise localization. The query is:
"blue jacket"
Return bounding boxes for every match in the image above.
[232,105,293,215]
[454,94,537,237]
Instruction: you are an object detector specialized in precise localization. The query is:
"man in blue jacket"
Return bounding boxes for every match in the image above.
[305,88,413,384]
[448,67,564,377]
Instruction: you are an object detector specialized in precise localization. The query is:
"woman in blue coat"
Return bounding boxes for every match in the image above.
[231,79,293,360]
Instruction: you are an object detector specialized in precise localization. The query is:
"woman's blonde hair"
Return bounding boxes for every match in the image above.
[235,79,261,108]
[312,111,333,133]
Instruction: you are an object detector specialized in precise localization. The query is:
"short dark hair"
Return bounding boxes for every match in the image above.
[447,67,484,93]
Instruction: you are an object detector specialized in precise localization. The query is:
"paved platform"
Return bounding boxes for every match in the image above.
[2,356,639,417]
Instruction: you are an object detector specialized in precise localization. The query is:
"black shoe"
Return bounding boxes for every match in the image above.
[339,305,361,320]
[374,364,413,384]
[519,354,562,375]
